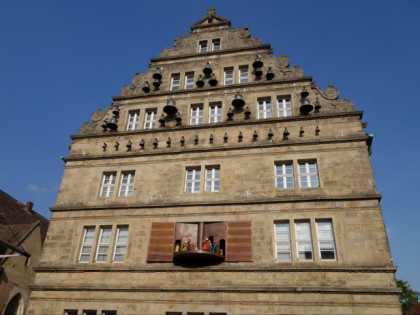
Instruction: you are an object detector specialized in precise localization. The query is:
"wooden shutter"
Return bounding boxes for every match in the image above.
[147,222,175,262]
[226,221,253,262]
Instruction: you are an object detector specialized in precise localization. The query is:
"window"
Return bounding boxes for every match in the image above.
[277,97,292,117]
[83,311,97,315]
[78,227,95,262]
[224,67,234,85]
[275,163,294,189]
[295,221,313,261]
[102,311,117,315]
[198,40,208,53]
[127,110,140,131]
[118,172,135,197]
[257,98,272,119]
[185,168,201,193]
[212,38,221,51]
[64,310,78,315]
[205,166,220,192]
[185,72,195,89]
[113,225,129,262]
[100,173,116,198]
[190,104,203,125]
[95,226,112,262]
[170,73,181,91]
[274,222,291,261]
[78,225,129,263]
[298,161,319,188]
[239,65,249,83]
[144,109,157,129]
[316,220,336,260]
[209,102,222,123]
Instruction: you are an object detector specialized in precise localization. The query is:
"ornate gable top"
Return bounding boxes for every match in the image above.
[191,7,231,32]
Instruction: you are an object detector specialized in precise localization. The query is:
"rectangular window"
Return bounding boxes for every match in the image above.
[274,222,291,261]
[170,73,181,91]
[100,173,116,198]
[316,220,336,260]
[190,104,204,125]
[239,65,249,83]
[199,40,208,53]
[185,72,195,89]
[209,102,222,123]
[205,166,220,192]
[118,172,135,197]
[295,221,313,261]
[78,227,95,262]
[278,97,292,117]
[212,38,221,51]
[102,311,117,315]
[257,98,273,119]
[275,163,294,189]
[127,110,140,131]
[185,168,201,193]
[144,109,157,129]
[224,67,234,85]
[298,161,319,188]
[113,225,129,262]
[83,311,97,315]
[63,311,78,315]
[95,226,112,262]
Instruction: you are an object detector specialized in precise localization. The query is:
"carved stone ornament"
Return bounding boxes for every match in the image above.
[91,108,106,122]
[276,54,290,69]
[311,83,340,100]
[291,66,304,78]
[78,122,97,135]
[331,98,354,112]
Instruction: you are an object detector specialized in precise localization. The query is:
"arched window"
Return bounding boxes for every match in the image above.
[4,293,23,315]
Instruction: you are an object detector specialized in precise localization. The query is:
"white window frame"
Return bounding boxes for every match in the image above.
[170,73,181,91]
[204,166,220,192]
[316,220,337,260]
[190,105,204,125]
[144,109,157,129]
[298,161,319,188]
[295,221,313,261]
[78,226,96,262]
[94,226,112,262]
[224,67,234,85]
[274,222,292,261]
[185,168,201,193]
[118,172,135,197]
[212,38,221,51]
[209,102,222,123]
[275,163,294,189]
[239,65,249,83]
[277,97,292,117]
[257,98,273,119]
[198,40,208,53]
[127,111,140,131]
[185,72,195,90]
[112,225,129,263]
[100,173,116,198]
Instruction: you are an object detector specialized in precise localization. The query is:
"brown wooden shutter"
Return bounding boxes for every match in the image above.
[147,222,175,262]
[226,221,253,262]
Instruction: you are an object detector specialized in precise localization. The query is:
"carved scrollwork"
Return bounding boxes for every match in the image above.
[311,83,340,100]
[91,108,106,122]
[331,98,354,112]
[291,66,304,78]
[276,55,290,69]
[120,85,133,96]
[78,122,97,135]
[237,28,251,39]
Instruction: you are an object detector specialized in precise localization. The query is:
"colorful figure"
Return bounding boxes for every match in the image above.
[212,240,218,253]
[202,237,211,251]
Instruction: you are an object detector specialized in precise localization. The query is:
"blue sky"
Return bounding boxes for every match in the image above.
[1,1,419,291]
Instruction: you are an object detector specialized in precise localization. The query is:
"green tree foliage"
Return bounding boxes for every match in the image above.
[397,279,419,313]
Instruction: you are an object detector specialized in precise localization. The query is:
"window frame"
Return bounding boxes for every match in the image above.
[316,220,337,260]
[185,72,195,90]
[211,38,221,51]
[127,110,140,131]
[112,225,129,263]
[204,166,221,192]
[277,96,292,117]
[185,167,201,193]
[239,65,249,83]
[118,172,135,197]
[209,102,222,123]
[170,73,181,91]
[257,97,273,119]
[298,161,320,188]
[274,222,292,262]
[144,109,157,129]
[78,226,96,263]
[275,162,294,189]
[295,221,314,261]
[94,226,113,263]
[224,67,234,85]
[100,173,117,198]
[198,40,208,53]
[190,104,204,125]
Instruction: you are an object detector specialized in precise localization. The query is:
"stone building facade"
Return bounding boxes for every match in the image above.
[27,8,401,315]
